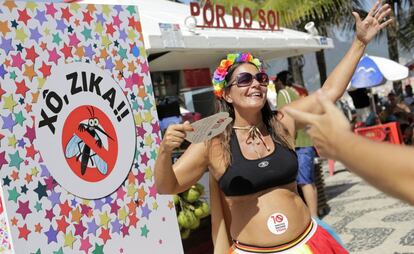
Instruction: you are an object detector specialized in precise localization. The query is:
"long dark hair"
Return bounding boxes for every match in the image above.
[211,62,293,166]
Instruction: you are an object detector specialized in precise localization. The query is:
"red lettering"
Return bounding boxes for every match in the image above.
[203,2,215,27]
[258,9,266,29]
[267,10,276,30]
[276,11,280,30]
[232,7,242,28]
[243,8,253,28]
[190,2,200,17]
[215,4,227,28]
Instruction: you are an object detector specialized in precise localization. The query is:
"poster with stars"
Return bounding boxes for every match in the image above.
[0,1,183,253]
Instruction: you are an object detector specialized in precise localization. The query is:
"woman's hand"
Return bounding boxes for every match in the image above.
[161,121,194,153]
[353,1,393,45]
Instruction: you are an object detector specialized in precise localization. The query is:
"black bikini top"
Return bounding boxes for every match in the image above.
[218,131,298,196]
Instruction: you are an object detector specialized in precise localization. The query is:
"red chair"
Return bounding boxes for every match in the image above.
[354,122,403,145]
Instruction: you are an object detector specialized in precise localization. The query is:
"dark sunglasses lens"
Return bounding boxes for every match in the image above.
[236,73,253,87]
[256,73,269,84]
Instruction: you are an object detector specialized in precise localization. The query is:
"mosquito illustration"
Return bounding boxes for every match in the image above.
[65,107,113,175]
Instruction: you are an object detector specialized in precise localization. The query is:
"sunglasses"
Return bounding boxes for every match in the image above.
[229,72,269,87]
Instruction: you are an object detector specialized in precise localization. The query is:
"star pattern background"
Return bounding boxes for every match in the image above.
[0,1,181,253]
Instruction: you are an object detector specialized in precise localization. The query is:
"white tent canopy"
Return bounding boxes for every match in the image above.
[82,0,334,71]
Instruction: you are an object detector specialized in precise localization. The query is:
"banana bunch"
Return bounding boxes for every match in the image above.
[174,183,210,239]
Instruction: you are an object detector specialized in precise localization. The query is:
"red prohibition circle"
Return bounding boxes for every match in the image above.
[61,105,118,182]
[275,215,283,223]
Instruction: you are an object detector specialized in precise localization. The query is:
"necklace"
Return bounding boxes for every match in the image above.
[233,125,271,159]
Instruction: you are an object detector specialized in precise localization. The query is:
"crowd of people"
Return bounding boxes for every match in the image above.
[358,85,414,145]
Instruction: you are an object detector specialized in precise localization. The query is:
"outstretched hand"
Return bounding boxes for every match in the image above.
[284,91,351,160]
[353,0,393,45]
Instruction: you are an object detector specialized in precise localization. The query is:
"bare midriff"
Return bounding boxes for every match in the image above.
[225,182,311,247]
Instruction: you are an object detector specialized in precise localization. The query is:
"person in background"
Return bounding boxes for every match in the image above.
[348,88,371,122]
[276,71,308,98]
[275,71,319,218]
[154,2,392,253]
[400,123,414,145]
[387,92,410,115]
[285,91,414,205]
[403,85,414,109]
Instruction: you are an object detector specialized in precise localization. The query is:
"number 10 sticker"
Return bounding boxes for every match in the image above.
[267,213,289,235]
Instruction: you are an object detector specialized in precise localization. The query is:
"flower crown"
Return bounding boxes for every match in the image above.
[212,53,262,98]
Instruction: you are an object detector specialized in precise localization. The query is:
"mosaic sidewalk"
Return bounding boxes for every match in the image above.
[321,163,414,254]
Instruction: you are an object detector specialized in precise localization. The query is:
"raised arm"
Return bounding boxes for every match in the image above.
[285,92,414,205]
[283,1,392,117]
[154,122,209,194]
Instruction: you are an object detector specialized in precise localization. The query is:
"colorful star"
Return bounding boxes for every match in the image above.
[71,207,82,223]
[16,200,32,219]
[99,227,111,244]
[45,3,58,17]
[0,64,6,80]
[127,183,138,198]
[92,243,104,254]
[24,173,32,183]
[68,33,80,47]
[47,48,60,64]
[34,223,43,233]
[18,223,31,240]
[61,7,72,22]
[11,52,25,69]
[0,152,8,170]
[18,9,31,25]
[9,150,23,169]
[82,11,93,25]
[29,27,42,43]
[128,213,139,228]
[140,224,149,237]
[38,61,52,77]
[45,208,55,221]
[35,10,47,25]
[34,202,42,212]
[11,217,18,226]
[53,247,64,254]
[64,231,76,249]
[52,33,62,45]
[87,218,98,235]
[111,219,121,233]
[56,217,69,234]
[23,64,36,81]
[121,224,130,237]
[10,170,19,181]
[8,135,17,148]
[59,200,72,218]
[49,190,61,207]
[141,203,151,219]
[25,46,39,63]
[15,28,28,42]
[149,183,158,199]
[74,221,87,237]
[110,200,120,215]
[24,125,36,144]
[2,114,16,132]
[44,225,58,244]
[0,21,10,36]
[99,211,110,228]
